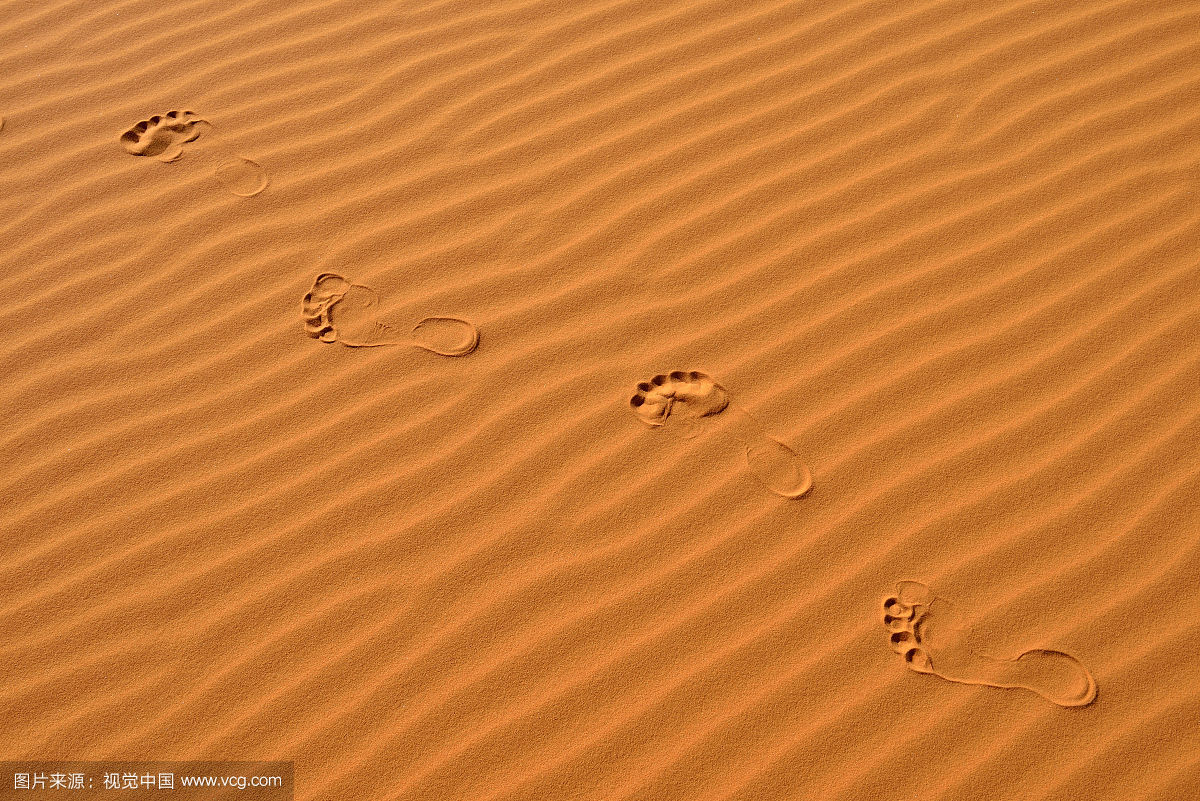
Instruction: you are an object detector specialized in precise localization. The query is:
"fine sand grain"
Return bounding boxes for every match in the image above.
[1,0,1199,799]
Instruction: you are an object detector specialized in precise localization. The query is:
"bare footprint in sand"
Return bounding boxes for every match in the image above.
[120,110,268,197]
[302,273,479,355]
[629,371,812,499]
[883,581,1097,708]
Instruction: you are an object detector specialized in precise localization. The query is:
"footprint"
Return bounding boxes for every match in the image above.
[629,371,812,499]
[883,581,1097,708]
[302,272,479,355]
[120,110,268,197]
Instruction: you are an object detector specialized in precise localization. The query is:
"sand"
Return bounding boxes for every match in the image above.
[1,0,1199,798]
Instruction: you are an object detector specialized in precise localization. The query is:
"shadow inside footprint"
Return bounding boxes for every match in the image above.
[302,272,479,355]
[120,110,268,197]
[882,581,1097,708]
[630,371,812,499]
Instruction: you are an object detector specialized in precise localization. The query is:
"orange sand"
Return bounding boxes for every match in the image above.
[1,0,1199,799]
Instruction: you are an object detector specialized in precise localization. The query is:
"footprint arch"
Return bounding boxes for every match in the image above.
[120,110,268,197]
[630,371,812,499]
[302,272,479,356]
[882,581,1097,708]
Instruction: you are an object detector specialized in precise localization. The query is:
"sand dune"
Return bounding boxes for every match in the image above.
[1,0,1199,799]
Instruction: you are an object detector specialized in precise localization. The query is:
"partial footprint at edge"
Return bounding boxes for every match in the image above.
[629,371,812,499]
[883,581,1097,708]
[120,111,268,197]
[302,273,479,355]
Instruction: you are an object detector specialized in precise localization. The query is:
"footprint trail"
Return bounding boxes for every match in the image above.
[302,273,479,355]
[630,371,812,499]
[883,581,1098,708]
[120,110,268,197]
